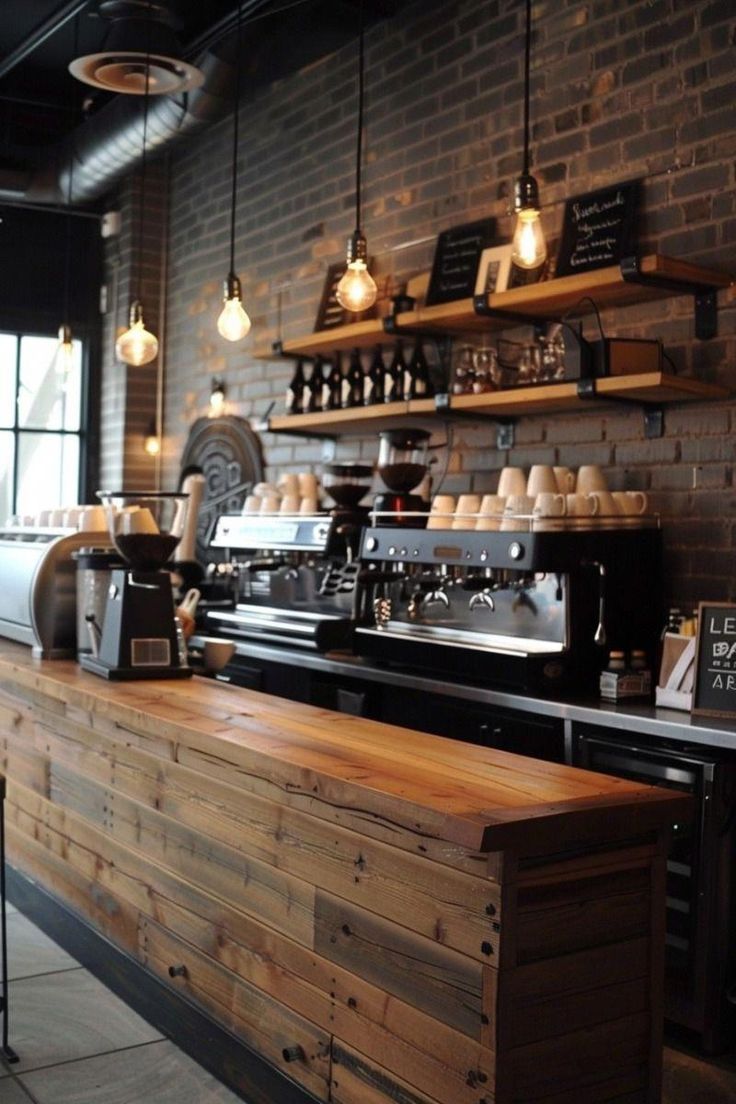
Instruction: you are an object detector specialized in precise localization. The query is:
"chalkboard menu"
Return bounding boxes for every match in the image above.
[425,219,497,306]
[692,603,736,718]
[555,181,640,278]
[314,262,378,331]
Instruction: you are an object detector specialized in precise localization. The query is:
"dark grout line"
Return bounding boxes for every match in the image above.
[7,966,85,984]
[10,1037,171,1080]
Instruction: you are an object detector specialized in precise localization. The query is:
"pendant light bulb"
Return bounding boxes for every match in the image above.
[512,173,547,270]
[116,300,159,366]
[217,274,251,341]
[55,324,75,377]
[336,231,377,313]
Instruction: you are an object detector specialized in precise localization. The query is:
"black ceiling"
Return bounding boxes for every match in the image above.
[0,0,402,188]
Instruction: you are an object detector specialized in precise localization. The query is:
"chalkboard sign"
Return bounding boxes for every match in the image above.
[314,262,378,331]
[555,181,640,277]
[425,218,497,306]
[692,603,736,718]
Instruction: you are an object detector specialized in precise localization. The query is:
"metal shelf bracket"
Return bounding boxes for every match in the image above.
[620,255,718,340]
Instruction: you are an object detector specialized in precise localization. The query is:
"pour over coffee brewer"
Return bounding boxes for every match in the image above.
[79,491,193,680]
[373,428,430,527]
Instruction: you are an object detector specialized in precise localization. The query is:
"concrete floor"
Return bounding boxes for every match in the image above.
[2,903,736,1103]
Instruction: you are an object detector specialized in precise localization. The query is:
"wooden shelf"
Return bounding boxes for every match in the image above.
[267,400,427,437]
[262,254,733,357]
[449,372,729,418]
[265,373,729,437]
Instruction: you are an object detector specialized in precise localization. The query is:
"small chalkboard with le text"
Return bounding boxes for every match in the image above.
[555,181,640,278]
[692,603,736,718]
[425,218,497,306]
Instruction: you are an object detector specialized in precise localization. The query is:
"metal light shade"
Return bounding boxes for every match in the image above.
[69,3,204,94]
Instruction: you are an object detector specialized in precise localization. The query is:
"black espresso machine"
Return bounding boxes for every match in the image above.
[355,522,662,694]
[204,512,363,651]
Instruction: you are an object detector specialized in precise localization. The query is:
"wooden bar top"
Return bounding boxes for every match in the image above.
[0,640,688,856]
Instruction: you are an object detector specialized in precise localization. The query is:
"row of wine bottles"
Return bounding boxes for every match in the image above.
[285,339,435,415]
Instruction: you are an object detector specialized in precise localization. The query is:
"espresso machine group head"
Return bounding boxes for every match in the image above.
[79,491,193,681]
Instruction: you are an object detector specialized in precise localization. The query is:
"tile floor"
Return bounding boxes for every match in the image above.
[0,903,243,1103]
[1,902,736,1103]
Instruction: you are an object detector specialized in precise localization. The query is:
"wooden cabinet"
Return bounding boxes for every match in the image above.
[261,254,732,438]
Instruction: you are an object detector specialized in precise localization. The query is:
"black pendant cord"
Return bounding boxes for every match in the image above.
[135,1,153,308]
[522,0,531,178]
[61,16,79,330]
[227,1,243,281]
[353,0,365,236]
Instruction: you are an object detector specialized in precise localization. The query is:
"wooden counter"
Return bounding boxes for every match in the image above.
[0,642,689,1103]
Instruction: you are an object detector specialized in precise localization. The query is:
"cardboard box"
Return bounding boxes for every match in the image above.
[591,338,662,377]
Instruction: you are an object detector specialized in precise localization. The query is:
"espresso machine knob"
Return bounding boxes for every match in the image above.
[508,541,524,561]
[365,536,378,552]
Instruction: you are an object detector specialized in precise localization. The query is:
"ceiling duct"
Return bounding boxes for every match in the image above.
[68,0,204,95]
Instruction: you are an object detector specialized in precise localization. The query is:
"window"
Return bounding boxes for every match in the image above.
[0,331,85,523]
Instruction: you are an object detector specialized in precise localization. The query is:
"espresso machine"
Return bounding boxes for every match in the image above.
[204,508,364,652]
[79,491,193,680]
[355,523,662,694]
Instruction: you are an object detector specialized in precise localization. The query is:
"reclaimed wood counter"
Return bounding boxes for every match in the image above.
[0,642,689,1103]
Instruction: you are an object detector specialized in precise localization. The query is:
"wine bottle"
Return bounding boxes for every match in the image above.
[325,353,343,410]
[365,345,385,405]
[404,338,433,400]
[285,359,305,415]
[384,341,405,403]
[344,347,364,408]
[302,358,322,413]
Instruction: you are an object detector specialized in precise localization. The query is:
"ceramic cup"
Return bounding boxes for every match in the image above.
[428,494,456,530]
[476,494,506,531]
[279,494,301,515]
[453,494,482,530]
[277,473,300,495]
[36,509,52,527]
[299,496,319,515]
[242,494,262,515]
[121,506,159,534]
[78,505,107,532]
[253,482,278,498]
[497,466,527,497]
[533,491,567,531]
[565,492,598,528]
[613,490,648,515]
[554,466,576,494]
[259,493,282,515]
[500,494,536,532]
[576,464,607,494]
[63,506,82,528]
[298,472,319,497]
[202,637,236,672]
[49,508,66,527]
[588,490,620,525]
[526,465,558,497]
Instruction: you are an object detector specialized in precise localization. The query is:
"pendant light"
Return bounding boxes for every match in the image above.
[511,0,547,271]
[336,0,377,314]
[217,0,251,341]
[116,3,159,367]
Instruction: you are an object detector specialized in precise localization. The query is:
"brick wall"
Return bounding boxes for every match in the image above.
[105,0,735,608]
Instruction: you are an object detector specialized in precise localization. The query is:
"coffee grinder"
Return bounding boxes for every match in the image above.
[79,491,193,680]
[374,428,430,526]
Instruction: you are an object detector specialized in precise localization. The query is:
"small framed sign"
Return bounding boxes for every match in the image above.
[555,181,640,277]
[475,244,513,297]
[313,262,378,331]
[426,218,497,306]
[692,602,736,718]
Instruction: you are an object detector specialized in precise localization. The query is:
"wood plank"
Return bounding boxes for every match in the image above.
[6,783,489,1084]
[47,759,318,948]
[140,917,332,1102]
[313,890,483,1039]
[515,866,651,964]
[331,1041,443,1104]
[0,646,690,857]
[25,712,500,962]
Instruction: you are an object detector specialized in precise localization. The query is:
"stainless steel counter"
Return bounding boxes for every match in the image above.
[191,635,736,752]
